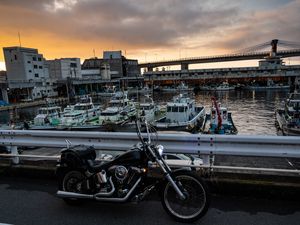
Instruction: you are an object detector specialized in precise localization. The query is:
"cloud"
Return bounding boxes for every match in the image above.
[0,0,299,62]
[0,0,240,49]
[211,0,300,51]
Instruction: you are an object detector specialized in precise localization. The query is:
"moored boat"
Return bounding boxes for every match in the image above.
[154,93,205,132]
[275,92,300,136]
[60,96,100,127]
[201,97,237,134]
[161,82,193,93]
[31,106,63,129]
[200,82,235,91]
[244,79,289,90]
[98,91,136,130]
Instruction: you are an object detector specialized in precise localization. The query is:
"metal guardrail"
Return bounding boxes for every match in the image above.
[0,130,300,176]
[0,130,300,158]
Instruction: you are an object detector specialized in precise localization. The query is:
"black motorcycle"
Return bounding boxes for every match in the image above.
[56,117,210,223]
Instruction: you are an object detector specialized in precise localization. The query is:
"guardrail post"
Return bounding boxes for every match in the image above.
[10,146,19,164]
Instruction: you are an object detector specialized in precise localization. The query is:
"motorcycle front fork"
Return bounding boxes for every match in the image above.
[155,157,186,200]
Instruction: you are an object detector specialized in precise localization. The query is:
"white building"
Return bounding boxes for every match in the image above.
[46,58,81,80]
[3,46,58,100]
[3,46,49,81]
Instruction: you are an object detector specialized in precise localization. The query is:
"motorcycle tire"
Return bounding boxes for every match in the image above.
[59,170,85,205]
[161,171,210,223]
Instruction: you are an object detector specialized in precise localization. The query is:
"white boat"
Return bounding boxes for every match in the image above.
[99,92,136,126]
[200,82,234,91]
[60,96,100,127]
[154,93,205,132]
[201,97,237,134]
[161,82,193,93]
[275,92,300,136]
[138,95,159,123]
[33,106,62,127]
[244,79,290,90]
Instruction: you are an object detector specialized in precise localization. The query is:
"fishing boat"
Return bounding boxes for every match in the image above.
[154,93,205,132]
[32,106,63,129]
[201,97,237,134]
[138,95,160,123]
[60,96,100,127]
[161,82,193,93]
[244,79,289,90]
[98,91,136,129]
[275,92,300,136]
[200,82,234,91]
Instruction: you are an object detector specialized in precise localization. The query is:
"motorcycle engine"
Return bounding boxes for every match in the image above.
[108,165,140,197]
[114,165,128,182]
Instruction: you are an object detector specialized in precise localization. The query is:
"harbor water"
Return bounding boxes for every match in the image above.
[0,89,290,135]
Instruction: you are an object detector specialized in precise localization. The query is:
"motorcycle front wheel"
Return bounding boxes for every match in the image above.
[161,172,210,223]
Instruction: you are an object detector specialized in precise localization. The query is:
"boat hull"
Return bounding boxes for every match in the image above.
[275,109,300,136]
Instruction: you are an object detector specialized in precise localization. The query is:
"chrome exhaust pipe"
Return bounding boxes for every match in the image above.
[57,191,94,199]
[95,178,141,202]
[57,178,141,202]
[57,177,115,199]
[94,177,115,197]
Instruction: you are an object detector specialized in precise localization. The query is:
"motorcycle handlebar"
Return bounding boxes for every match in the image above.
[133,114,150,146]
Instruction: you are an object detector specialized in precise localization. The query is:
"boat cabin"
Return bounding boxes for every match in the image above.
[166,94,195,123]
[210,105,230,126]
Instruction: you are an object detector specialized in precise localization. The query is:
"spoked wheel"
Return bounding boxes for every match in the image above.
[61,170,85,205]
[161,173,210,223]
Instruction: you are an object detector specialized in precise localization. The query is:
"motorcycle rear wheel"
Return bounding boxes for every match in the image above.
[161,172,210,223]
[60,170,85,205]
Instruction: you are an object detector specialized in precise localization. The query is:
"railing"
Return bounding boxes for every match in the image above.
[0,130,300,157]
[0,130,299,156]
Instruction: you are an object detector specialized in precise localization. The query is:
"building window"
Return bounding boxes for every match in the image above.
[35,73,39,78]
[34,65,38,69]
[33,56,37,61]
[14,55,17,60]
[38,57,42,61]
[39,66,43,69]
[27,61,31,63]
[29,70,32,73]
[70,62,77,68]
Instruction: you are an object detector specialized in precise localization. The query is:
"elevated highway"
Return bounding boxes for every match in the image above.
[139,49,300,70]
[139,39,300,71]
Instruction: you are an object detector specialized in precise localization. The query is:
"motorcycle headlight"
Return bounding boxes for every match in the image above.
[156,145,164,156]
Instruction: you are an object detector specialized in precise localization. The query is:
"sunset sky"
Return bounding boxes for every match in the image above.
[1,0,300,71]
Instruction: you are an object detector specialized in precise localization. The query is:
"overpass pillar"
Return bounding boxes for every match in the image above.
[181,63,189,70]
[147,67,153,72]
[1,88,9,103]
